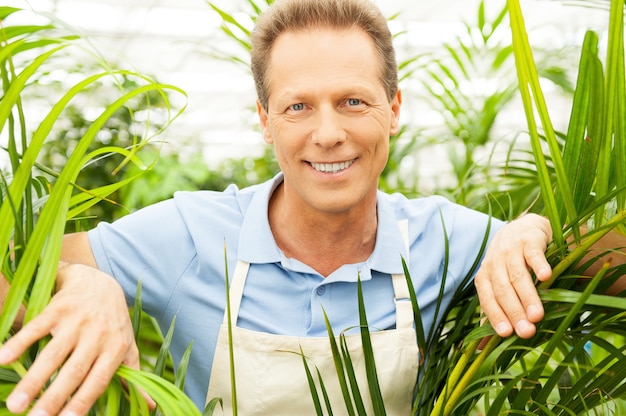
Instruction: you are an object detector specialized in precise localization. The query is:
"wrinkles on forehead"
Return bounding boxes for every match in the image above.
[264,27,388,108]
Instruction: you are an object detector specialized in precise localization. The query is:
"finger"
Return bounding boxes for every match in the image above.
[527,216,552,282]
[59,343,150,415]
[526,246,552,283]
[0,311,58,365]
[483,257,536,338]
[475,268,514,337]
[499,259,539,338]
[4,323,74,414]
[507,252,545,325]
[58,357,115,416]
[28,339,100,416]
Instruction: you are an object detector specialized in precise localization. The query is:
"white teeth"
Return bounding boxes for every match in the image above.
[311,159,354,173]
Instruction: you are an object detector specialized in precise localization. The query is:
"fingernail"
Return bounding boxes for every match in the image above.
[6,391,29,413]
[527,304,540,319]
[516,320,533,335]
[60,411,78,416]
[496,322,510,336]
[29,409,50,416]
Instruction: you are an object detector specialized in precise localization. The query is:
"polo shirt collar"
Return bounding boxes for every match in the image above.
[237,173,408,276]
[237,173,284,264]
[370,192,409,275]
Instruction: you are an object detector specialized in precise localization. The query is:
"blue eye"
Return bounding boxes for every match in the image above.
[347,98,361,106]
[290,103,305,111]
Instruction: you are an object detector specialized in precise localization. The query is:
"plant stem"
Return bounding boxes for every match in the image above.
[430,335,501,416]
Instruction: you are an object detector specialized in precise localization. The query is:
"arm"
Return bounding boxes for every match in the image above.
[0,232,149,416]
[575,227,626,295]
[475,214,626,339]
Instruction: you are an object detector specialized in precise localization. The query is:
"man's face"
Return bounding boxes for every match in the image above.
[258,27,401,216]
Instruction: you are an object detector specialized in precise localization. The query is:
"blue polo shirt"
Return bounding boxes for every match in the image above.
[88,173,503,408]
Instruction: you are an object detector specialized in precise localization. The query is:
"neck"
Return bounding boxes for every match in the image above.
[268,184,378,277]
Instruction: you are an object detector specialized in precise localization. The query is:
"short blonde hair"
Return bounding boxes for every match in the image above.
[251,0,398,111]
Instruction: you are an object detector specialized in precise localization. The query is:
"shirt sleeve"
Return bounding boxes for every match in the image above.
[403,195,505,334]
[87,198,197,319]
[445,200,505,287]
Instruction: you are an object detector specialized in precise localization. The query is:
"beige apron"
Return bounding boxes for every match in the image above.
[206,221,419,415]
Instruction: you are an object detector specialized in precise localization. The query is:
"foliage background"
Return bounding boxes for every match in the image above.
[2,0,626,414]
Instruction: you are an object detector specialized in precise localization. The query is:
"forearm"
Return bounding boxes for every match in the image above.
[0,272,25,330]
[575,228,626,294]
[60,232,98,268]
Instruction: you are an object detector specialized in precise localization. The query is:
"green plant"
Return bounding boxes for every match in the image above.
[37,71,172,226]
[119,146,279,212]
[0,6,199,414]
[422,0,626,414]
[410,0,577,207]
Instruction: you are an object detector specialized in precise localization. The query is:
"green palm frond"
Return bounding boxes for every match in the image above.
[0,7,193,415]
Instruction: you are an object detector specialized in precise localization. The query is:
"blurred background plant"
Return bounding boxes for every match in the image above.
[404,0,576,209]
[27,0,583,220]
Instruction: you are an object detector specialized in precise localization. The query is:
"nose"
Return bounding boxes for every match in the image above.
[311,105,347,148]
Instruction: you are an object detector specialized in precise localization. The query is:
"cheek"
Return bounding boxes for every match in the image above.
[376,140,390,166]
[268,126,298,160]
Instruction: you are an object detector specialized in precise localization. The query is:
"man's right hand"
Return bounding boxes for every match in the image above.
[0,262,146,416]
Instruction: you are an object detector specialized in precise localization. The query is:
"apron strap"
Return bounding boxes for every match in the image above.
[392,219,414,330]
[222,260,251,325]
[226,219,414,329]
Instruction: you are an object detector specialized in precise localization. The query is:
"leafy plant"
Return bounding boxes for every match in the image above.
[409,0,577,207]
[37,70,173,226]
[0,6,199,415]
[420,0,626,414]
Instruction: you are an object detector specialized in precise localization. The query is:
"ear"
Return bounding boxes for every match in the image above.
[389,89,402,136]
[257,100,273,144]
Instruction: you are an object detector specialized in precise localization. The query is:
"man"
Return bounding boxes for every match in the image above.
[0,0,589,414]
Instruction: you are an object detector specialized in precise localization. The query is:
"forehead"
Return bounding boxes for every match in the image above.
[266,27,383,96]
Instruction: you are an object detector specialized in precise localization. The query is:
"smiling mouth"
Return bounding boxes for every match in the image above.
[310,159,355,173]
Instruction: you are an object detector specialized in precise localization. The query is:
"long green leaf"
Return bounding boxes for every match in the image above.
[153,316,176,378]
[595,0,625,223]
[222,242,237,415]
[561,31,603,221]
[356,277,385,415]
[507,0,572,247]
[338,333,366,415]
[514,264,610,408]
[174,341,194,391]
[322,308,356,416]
[116,366,200,416]
[21,80,183,324]
[299,347,324,416]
